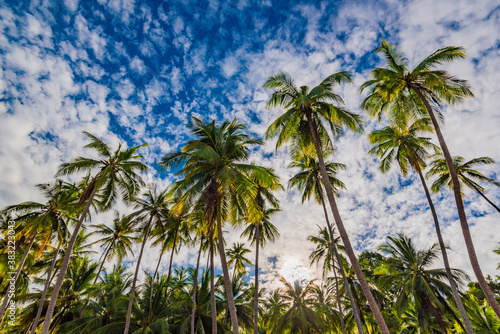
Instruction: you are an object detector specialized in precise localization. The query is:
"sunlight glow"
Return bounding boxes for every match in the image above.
[278,257,313,284]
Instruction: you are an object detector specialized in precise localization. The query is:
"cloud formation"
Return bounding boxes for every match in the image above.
[1,0,499,290]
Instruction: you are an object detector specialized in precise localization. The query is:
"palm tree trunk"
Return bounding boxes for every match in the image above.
[29,243,61,334]
[191,236,204,334]
[153,247,165,280]
[210,228,217,334]
[253,224,260,334]
[427,297,447,334]
[0,231,38,323]
[124,214,153,334]
[413,86,500,319]
[416,168,475,333]
[304,107,390,334]
[166,229,178,283]
[40,187,97,334]
[216,202,239,334]
[470,183,500,213]
[318,186,362,334]
[332,262,345,334]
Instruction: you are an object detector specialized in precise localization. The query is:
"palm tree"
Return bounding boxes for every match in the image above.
[0,180,78,324]
[289,149,364,334]
[151,212,189,282]
[40,132,147,334]
[124,186,170,334]
[238,162,282,334]
[378,234,469,333]
[161,117,274,334]
[55,265,132,333]
[262,288,287,333]
[80,212,136,315]
[274,277,326,334]
[308,226,354,334]
[227,243,252,279]
[427,155,500,213]
[368,116,474,333]
[263,72,391,333]
[360,40,500,318]
[241,206,280,334]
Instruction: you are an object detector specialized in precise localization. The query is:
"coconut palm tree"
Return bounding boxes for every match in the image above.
[378,234,469,333]
[308,226,353,334]
[368,116,474,333]
[237,161,281,334]
[0,180,78,324]
[274,277,326,334]
[55,265,132,333]
[263,72,391,333]
[360,40,500,318]
[241,206,280,334]
[289,149,364,334]
[161,117,275,334]
[151,212,189,282]
[227,243,252,279]
[262,288,287,333]
[124,186,170,334]
[79,212,136,315]
[427,155,500,213]
[40,132,147,334]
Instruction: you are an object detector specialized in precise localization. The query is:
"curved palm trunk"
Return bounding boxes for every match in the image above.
[304,107,390,334]
[166,229,179,283]
[253,224,260,334]
[426,296,447,334]
[416,168,475,333]
[0,231,38,323]
[413,87,500,319]
[153,247,165,280]
[124,214,153,334]
[470,183,500,213]
[216,204,239,334]
[332,262,345,334]
[191,236,204,334]
[210,229,217,334]
[318,186,362,334]
[29,243,61,334]
[40,187,97,334]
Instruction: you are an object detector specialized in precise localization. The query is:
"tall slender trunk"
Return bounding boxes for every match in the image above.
[191,236,204,334]
[124,214,154,334]
[0,231,38,323]
[41,187,97,334]
[332,262,345,334]
[413,86,500,319]
[80,240,115,316]
[166,229,179,283]
[416,168,474,333]
[253,224,260,334]
[29,243,61,334]
[318,186,362,334]
[470,183,500,213]
[216,202,239,334]
[153,248,165,280]
[304,107,390,333]
[210,229,217,334]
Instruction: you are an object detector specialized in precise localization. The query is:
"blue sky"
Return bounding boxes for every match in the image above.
[1,0,499,288]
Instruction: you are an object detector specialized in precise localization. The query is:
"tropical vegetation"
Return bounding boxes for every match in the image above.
[1,40,499,334]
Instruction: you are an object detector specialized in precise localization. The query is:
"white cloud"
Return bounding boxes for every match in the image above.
[129,56,147,75]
